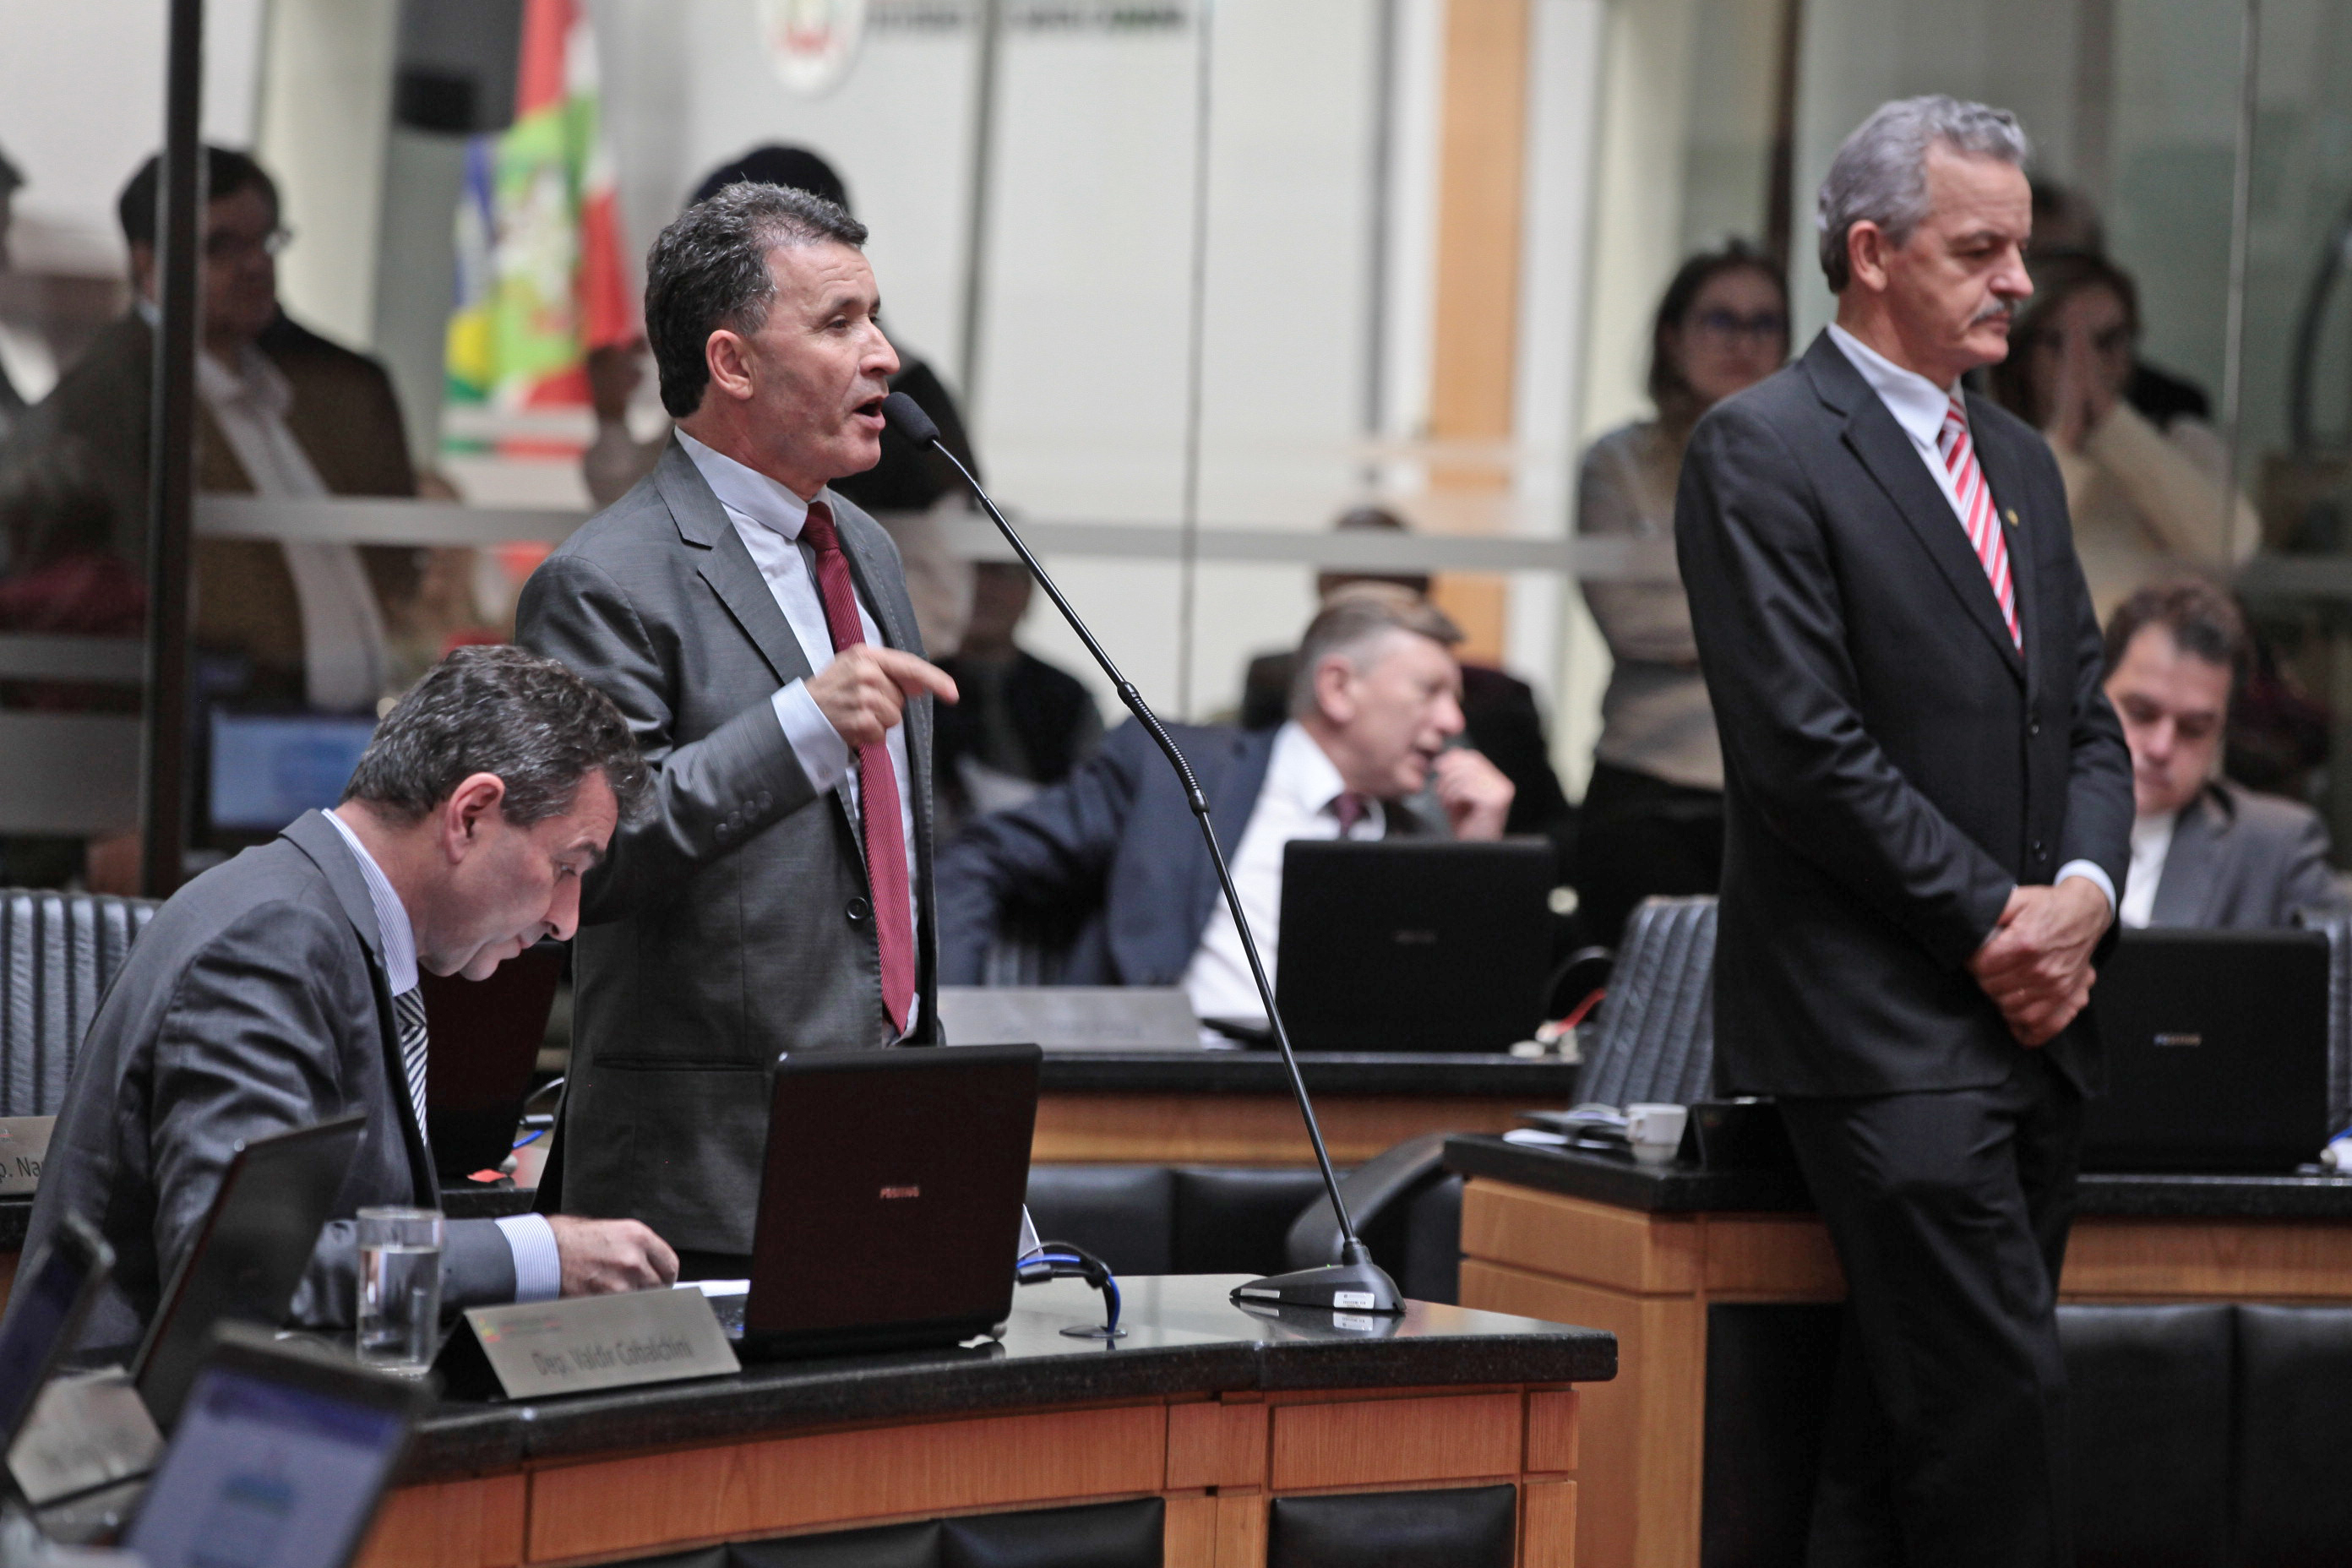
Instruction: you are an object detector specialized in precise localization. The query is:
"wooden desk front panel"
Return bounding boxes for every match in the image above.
[357,1384,1584,1568]
[1033,1093,1529,1166]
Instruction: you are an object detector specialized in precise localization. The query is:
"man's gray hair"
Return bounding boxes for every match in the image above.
[645,182,868,418]
[1816,95,2030,292]
[1289,583,1463,721]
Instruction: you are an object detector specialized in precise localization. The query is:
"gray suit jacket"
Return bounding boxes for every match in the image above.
[2147,780,2347,928]
[14,812,516,1350]
[515,438,939,1255]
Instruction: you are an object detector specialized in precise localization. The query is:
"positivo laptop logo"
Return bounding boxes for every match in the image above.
[2153,1032,2203,1048]
[878,1185,921,1200]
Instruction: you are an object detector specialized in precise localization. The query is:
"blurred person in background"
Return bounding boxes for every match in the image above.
[1574,244,1788,948]
[932,558,1102,836]
[1990,252,2256,618]
[2026,177,2213,429]
[2101,580,2344,928]
[1238,506,1576,877]
[0,146,421,714]
[0,142,44,445]
[583,144,984,656]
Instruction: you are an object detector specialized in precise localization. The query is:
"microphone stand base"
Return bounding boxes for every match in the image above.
[1230,1258,1405,1315]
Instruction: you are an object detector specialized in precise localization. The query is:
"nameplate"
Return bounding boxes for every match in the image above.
[937,986,1200,1051]
[8,1368,164,1506]
[447,1288,738,1400]
[0,1116,54,1195]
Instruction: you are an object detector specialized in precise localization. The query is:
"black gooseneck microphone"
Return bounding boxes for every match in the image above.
[883,391,1402,1315]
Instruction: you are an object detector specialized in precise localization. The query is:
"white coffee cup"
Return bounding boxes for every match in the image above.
[1624,1102,1689,1166]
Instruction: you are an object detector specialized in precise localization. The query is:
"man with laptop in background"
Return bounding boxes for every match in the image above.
[934,585,1514,1028]
[12,648,678,1353]
[2101,579,2347,928]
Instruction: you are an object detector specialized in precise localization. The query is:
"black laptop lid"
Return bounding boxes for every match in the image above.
[133,1115,367,1429]
[125,1326,425,1568]
[743,1044,1041,1354]
[2082,928,2332,1174]
[1275,838,1554,1052]
[422,939,564,1178]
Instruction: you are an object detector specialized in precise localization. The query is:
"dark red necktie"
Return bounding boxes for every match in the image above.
[798,500,916,1034]
[1332,792,1369,834]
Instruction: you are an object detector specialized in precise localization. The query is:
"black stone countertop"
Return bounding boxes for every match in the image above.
[1036,1048,1579,1097]
[0,1183,536,1254]
[1445,1135,2352,1220]
[397,1274,1616,1483]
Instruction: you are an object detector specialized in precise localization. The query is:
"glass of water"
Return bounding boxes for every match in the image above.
[357,1206,443,1374]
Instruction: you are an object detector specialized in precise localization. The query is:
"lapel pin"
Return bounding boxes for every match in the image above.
[2004,508,2019,529]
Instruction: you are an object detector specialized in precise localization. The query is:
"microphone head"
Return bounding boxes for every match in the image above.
[879,390,941,447]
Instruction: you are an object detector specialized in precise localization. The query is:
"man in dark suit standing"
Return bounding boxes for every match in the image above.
[1675,96,2133,1565]
[517,185,956,1276]
[936,585,1512,1020]
[15,649,676,1349]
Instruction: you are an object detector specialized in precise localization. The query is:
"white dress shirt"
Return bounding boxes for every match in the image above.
[324,809,562,1302]
[1184,722,1386,1024]
[1827,325,2117,918]
[190,341,388,714]
[678,433,922,1037]
[2120,811,2177,929]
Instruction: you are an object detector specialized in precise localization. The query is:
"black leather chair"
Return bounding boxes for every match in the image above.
[2061,1304,2235,1568]
[1282,1132,1463,1304]
[1576,896,1717,1109]
[2293,907,2352,1134]
[1267,1484,1516,1568]
[2233,1304,2352,1565]
[618,1500,1163,1568]
[0,888,158,1117]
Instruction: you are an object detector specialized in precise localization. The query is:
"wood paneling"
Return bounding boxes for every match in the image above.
[1526,1388,1580,1475]
[1700,1214,1844,1300]
[1167,1397,1267,1491]
[1429,0,1531,451]
[1163,1493,1218,1568]
[353,1475,524,1568]
[2061,1217,2352,1300]
[1462,1179,1700,1295]
[1269,1391,1522,1493]
[1032,1094,1527,1166]
[1214,1490,1266,1568]
[1523,1479,1580,1568]
[525,1403,1166,1562]
[1461,1260,1701,1568]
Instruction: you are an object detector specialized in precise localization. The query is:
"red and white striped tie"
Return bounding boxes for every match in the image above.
[1938,389,2020,650]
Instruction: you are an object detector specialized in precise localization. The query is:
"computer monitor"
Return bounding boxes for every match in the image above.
[725,1044,1042,1359]
[133,1116,367,1429]
[122,1326,425,1568]
[1275,838,1555,1052]
[0,1212,112,1455]
[208,710,377,836]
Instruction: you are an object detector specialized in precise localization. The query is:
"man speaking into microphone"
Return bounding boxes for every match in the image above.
[517,184,956,1277]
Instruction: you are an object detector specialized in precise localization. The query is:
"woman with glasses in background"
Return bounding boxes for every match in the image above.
[1573,244,1788,950]
[1988,250,2256,620]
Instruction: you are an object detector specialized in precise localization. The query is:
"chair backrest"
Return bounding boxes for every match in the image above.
[0,888,160,1117]
[1577,896,1718,1108]
[2293,907,2352,1135]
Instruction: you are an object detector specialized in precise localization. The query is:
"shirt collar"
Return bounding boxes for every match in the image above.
[193,341,293,422]
[1828,322,1960,451]
[677,429,817,541]
[1271,721,1355,819]
[323,808,420,994]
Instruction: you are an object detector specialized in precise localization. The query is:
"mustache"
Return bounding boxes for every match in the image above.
[1971,297,2018,327]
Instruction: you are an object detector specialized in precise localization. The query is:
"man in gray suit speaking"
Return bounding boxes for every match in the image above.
[19,648,677,1349]
[517,184,956,1274]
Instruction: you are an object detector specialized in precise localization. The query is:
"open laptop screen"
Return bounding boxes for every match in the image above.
[209,711,377,835]
[123,1336,417,1568]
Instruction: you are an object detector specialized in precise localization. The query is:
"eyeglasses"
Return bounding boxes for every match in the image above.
[1690,308,1788,342]
[202,226,293,264]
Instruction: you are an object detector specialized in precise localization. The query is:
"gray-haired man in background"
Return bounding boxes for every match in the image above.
[1675,97,2132,1565]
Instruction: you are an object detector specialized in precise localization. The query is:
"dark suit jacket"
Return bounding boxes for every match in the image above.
[14,812,514,1350]
[0,310,417,701]
[515,438,938,1255]
[1674,332,2133,1098]
[2148,780,2345,927]
[935,720,1445,988]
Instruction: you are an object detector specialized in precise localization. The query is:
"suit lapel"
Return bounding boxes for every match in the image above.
[1804,335,2024,683]
[280,812,438,1202]
[654,440,817,690]
[1966,395,2042,690]
[2148,790,2224,926]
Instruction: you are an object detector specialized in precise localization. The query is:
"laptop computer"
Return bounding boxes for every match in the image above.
[122,1325,427,1568]
[712,1044,1043,1359]
[2081,928,2333,1174]
[206,710,378,841]
[421,939,564,1179]
[1275,838,1555,1052]
[133,1116,367,1429]
[0,1213,112,1457]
